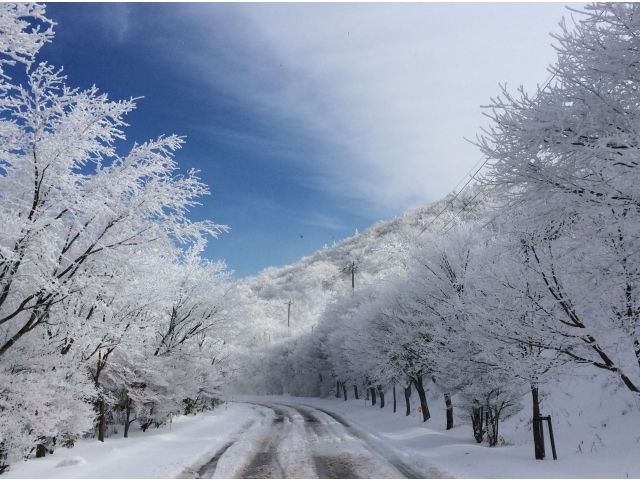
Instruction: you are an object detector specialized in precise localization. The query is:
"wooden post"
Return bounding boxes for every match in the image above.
[541,416,557,460]
[538,416,546,458]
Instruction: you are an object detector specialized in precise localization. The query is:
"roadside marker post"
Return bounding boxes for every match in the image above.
[539,415,558,460]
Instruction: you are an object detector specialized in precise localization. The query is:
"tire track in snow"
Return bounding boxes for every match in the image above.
[178,413,261,479]
[197,401,429,479]
[238,405,289,478]
[284,404,358,479]
[298,403,447,479]
[196,442,235,478]
[239,403,363,479]
[257,402,405,478]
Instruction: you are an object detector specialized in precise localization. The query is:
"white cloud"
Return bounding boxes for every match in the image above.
[157,3,584,218]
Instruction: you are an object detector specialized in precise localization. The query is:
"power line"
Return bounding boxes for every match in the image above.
[416,156,487,237]
[418,72,557,238]
[448,154,487,197]
[443,185,497,234]
[440,185,488,232]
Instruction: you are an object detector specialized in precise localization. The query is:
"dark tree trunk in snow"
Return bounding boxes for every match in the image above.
[404,385,411,416]
[377,385,385,408]
[486,406,502,447]
[35,444,46,458]
[393,382,397,413]
[412,376,430,422]
[471,406,484,443]
[532,385,545,459]
[354,385,359,400]
[444,392,453,430]
[336,381,341,398]
[98,398,106,442]
[370,387,377,406]
[124,396,133,438]
[342,382,347,401]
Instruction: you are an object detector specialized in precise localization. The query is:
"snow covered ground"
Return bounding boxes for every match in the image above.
[5,372,640,479]
[3,403,260,479]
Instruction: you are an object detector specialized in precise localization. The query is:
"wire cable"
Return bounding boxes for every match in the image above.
[416,156,487,236]
[419,72,557,237]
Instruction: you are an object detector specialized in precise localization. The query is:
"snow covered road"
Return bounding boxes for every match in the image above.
[8,384,640,478]
[192,402,429,479]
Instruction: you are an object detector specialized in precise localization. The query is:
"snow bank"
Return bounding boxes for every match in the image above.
[4,403,258,479]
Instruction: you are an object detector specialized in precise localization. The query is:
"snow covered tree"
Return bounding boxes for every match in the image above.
[479,2,640,398]
[0,2,231,467]
[0,3,52,80]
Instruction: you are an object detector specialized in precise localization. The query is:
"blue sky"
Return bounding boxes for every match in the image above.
[39,2,579,278]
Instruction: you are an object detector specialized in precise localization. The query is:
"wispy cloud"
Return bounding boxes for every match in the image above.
[299,212,346,232]
[122,3,580,218]
[98,3,131,43]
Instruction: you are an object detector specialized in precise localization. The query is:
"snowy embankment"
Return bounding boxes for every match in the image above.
[242,371,640,479]
[3,403,259,479]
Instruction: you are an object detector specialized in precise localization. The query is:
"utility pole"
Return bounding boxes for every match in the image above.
[351,260,355,289]
[285,300,293,328]
[343,260,358,289]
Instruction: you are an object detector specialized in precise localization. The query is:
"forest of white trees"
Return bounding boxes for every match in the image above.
[2,1,640,473]
[227,2,640,461]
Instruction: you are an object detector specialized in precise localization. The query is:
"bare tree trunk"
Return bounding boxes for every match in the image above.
[124,396,133,438]
[370,387,377,406]
[404,385,411,416]
[354,384,359,400]
[412,376,430,422]
[471,406,484,443]
[141,419,153,433]
[35,444,46,458]
[98,398,106,442]
[486,406,501,447]
[377,385,385,408]
[444,392,453,430]
[393,382,397,413]
[342,381,347,401]
[336,381,341,398]
[532,385,545,459]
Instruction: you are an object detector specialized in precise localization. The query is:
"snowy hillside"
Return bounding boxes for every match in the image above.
[226,185,489,348]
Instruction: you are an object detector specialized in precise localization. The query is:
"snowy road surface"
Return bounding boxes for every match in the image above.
[183,402,428,479]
